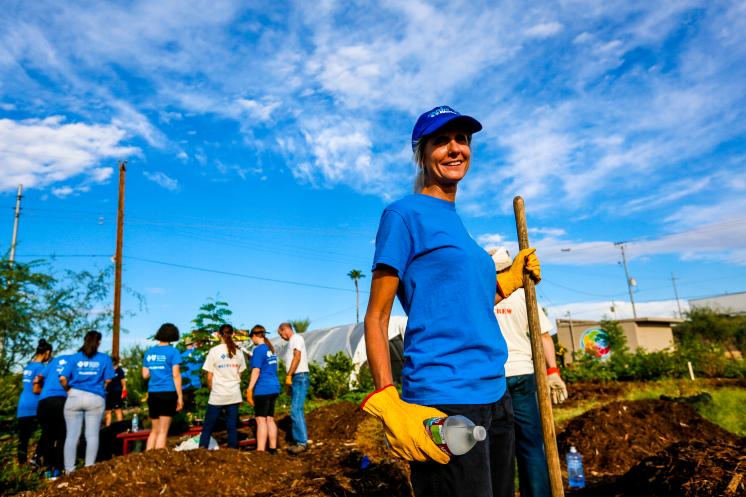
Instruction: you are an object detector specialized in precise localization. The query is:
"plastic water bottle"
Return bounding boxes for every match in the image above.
[566,446,585,489]
[423,415,486,456]
[131,413,139,432]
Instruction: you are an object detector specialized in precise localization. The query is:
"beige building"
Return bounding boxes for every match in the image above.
[555,317,683,364]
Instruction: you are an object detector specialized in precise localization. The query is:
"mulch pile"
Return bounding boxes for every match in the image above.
[22,395,746,497]
[562,382,627,408]
[560,396,745,497]
[28,401,411,497]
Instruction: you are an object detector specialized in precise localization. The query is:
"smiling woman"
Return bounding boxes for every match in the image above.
[360,105,542,497]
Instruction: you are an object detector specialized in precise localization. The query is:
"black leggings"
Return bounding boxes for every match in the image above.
[37,396,67,472]
[17,416,37,464]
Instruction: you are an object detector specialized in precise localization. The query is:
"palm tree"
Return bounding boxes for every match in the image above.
[347,269,366,324]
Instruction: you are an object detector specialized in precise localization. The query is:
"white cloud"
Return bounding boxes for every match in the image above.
[0,116,138,192]
[525,22,563,38]
[529,227,566,237]
[546,299,686,323]
[478,211,746,267]
[143,171,179,191]
[51,186,73,198]
[237,98,281,121]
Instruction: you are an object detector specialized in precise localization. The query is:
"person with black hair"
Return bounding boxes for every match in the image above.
[59,331,115,473]
[16,339,52,464]
[199,323,246,449]
[37,352,72,478]
[142,323,183,450]
[246,325,281,453]
[104,356,127,426]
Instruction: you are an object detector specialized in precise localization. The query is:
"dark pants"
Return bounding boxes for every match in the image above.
[37,396,67,472]
[508,374,551,497]
[410,393,515,497]
[17,416,37,464]
[199,403,239,449]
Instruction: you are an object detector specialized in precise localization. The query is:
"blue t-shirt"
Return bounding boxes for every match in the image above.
[180,348,203,390]
[143,345,181,392]
[60,352,116,398]
[249,344,281,395]
[372,194,507,405]
[106,366,125,393]
[39,355,72,400]
[17,361,46,418]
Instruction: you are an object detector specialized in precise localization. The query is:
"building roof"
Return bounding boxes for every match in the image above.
[556,317,684,326]
[688,291,746,314]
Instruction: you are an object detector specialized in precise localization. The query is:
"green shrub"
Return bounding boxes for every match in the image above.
[309,352,355,399]
[0,440,44,495]
[561,324,746,383]
[121,344,147,407]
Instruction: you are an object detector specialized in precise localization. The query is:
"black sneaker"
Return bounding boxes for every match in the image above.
[287,444,307,455]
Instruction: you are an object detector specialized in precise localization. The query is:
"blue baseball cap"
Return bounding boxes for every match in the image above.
[411,105,482,151]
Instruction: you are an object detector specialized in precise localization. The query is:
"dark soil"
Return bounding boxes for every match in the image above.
[559,396,746,497]
[28,401,411,497]
[562,382,627,407]
[23,395,746,497]
[557,398,741,477]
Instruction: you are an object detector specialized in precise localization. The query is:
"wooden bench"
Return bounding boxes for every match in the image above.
[117,419,256,455]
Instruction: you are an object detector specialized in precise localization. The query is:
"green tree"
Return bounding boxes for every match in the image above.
[289,318,311,334]
[347,269,366,324]
[189,297,233,345]
[120,344,148,406]
[675,307,745,354]
[0,259,143,374]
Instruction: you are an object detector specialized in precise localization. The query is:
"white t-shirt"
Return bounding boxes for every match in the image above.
[494,289,555,377]
[285,333,309,374]
[202,343,246,405]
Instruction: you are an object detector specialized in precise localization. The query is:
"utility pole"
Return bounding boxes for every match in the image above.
[112,162,126,358]
[566,311,576,357]
[9,184,23,263]
[615,242,638,319]
[671,273,683,318]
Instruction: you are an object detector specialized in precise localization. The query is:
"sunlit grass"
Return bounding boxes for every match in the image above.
[696,387,746,437]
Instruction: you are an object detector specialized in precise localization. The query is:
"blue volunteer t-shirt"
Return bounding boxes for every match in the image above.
[249,344,281,395]
[372,194,507,405]
[40,355,72,400]
[143,345,181,392]
[16,361,46,418]
[60,352,116,398]
[180,348,203,390]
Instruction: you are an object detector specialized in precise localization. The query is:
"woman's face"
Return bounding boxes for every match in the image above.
[250,333,264,345]
[423,128,471,187]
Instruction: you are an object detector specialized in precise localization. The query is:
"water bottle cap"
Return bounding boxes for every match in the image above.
[570,446,577,453]
[472,426,487,442]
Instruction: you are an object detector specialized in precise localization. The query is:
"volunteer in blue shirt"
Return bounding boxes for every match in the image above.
[246,325,281,453]
[142,323,183,450]
[104,355,127,426]
[361,106,542,497]
[60,330,115,473]
[16,339,52,464]
[180,334,204,413]
[37,353,72,478]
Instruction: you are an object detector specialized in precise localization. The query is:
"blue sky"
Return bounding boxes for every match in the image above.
[1,1,745,349]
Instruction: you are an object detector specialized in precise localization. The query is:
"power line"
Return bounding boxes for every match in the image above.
[541,278,627,298]
[124,255,366,294]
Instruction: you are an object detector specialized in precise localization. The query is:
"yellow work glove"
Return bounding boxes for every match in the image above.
[246,389,254,407]
[360,385,450,464]
[285,374,293,386]
[497,248,541,298]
